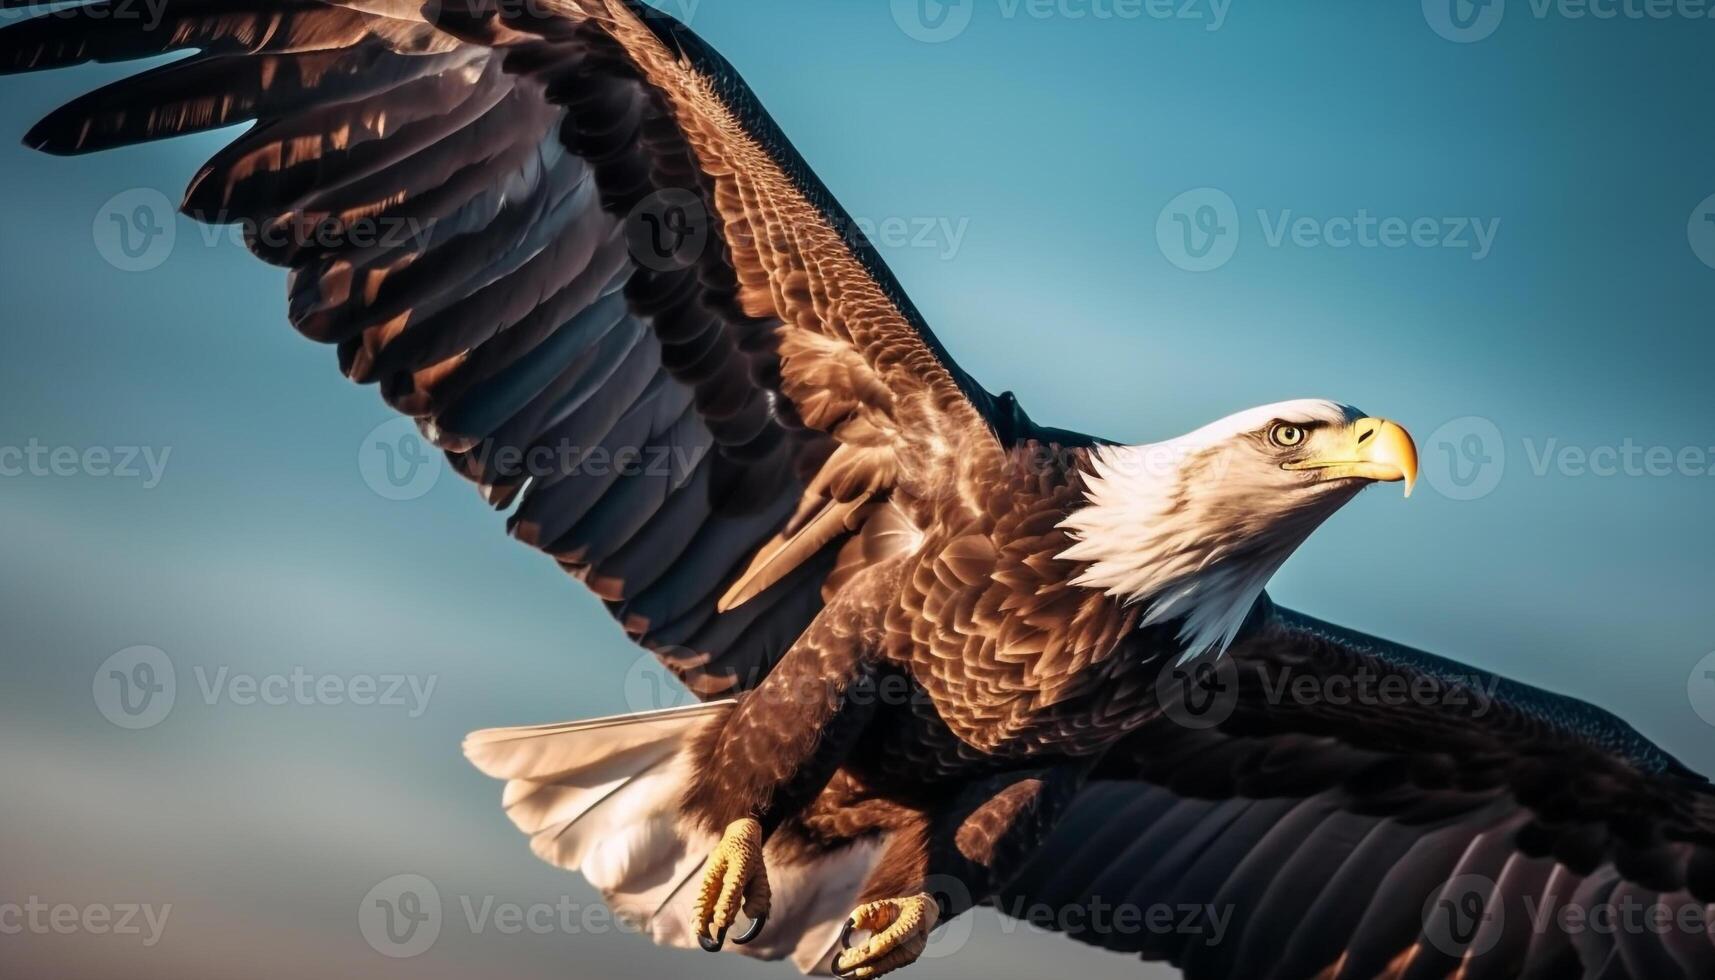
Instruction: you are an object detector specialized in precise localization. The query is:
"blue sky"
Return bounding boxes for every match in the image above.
[1,2,1712,978]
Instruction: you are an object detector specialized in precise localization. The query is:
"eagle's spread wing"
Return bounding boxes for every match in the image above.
[998,598,1715,980]
[0,0,1065,697]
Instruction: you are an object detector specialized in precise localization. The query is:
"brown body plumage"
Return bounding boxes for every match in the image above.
[8,3,1715,978]
[679,440,1151,933]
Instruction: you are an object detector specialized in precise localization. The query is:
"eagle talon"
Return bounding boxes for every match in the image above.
[830,893,939,980]
[831,915,862,978]
[691,817,770,954]
[838,914,858,951]
[732,910,767,945]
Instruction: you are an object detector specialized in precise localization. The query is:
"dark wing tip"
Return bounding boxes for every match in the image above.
[21,117,79,155]
[21,102,116,155]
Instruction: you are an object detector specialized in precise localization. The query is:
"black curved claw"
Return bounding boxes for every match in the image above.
[731,911,768,946]
[698,926,727,953]
[829,916,861,978]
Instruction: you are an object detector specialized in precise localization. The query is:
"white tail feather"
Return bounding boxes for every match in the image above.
[464,702,884,974]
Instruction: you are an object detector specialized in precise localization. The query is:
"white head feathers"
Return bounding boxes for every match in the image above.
[1057,399,1365,659]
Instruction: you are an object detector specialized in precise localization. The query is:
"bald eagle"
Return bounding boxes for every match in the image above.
[6,3,1714,979]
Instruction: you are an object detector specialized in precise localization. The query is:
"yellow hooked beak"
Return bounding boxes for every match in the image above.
[1283,417,1419,497]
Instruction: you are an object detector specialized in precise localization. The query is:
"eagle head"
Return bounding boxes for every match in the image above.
[1056,399,1418,659]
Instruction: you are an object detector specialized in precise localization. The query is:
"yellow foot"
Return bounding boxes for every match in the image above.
[692,817,771,951]
[832,892,940,979]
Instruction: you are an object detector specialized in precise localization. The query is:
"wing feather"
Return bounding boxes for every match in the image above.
[995,599,1715,979]
[1,0,1072,696]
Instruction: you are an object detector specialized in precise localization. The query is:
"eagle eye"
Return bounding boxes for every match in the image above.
[1269,423,1307,448]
